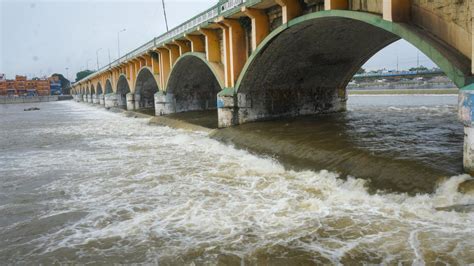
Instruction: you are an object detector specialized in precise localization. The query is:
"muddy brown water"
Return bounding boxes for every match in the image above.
[0,96,473,264]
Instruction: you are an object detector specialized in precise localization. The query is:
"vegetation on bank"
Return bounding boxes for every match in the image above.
[348,88,458,95]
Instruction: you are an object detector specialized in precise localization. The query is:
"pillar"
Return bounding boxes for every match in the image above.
[126,93,135,110]
[184,34,205,53]
[275,0,302,24]
[134,93,141,110]
[174,40,191,55]
[459,88,474,174]
[99,93,105,105]
[157,48,171,90]
[383,0,410,22]
[324,0,348,10]
[104,93,118,108]
[154,91,176,116]
[198,28,221,63]
[217,18,247,87]
[92,94,99,104]
[165,44,180,66]
[242,7,270,51]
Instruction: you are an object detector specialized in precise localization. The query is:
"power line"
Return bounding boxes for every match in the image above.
[161,0,169,31]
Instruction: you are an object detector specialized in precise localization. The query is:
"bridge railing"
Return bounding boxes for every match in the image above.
[76,0,256,85]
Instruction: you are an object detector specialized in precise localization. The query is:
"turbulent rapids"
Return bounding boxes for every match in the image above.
[0,97,473,264]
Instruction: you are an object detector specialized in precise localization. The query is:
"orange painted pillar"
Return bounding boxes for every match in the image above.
[215,23,232,87]
[157,47,171,90]
[218,18,247,87]
[184,34,205,53]
[165,44,180,66]
[383,0,410,22]
[173,40,191,55]
[275,0,302,24]
[324,0,348,10]
[242,7,270,51]
[198,27,221,63]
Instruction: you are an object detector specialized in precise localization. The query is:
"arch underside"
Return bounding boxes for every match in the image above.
[117,76,130,108]
[96,83,103,95]
[167,56,221,113]
[135,69,159,109]
[236,13,472,124]
[105,80,113,94]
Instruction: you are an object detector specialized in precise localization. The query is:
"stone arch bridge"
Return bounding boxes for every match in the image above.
[71,0,474,173]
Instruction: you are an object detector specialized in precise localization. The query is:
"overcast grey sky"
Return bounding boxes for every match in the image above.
[0,0,435,81]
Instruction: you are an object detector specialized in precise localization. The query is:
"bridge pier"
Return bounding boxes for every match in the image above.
[126,93,136,110]
[134,94,141,110]
[459,88,474,174]
[104,93,118,108]
[92,94,100,104]
[99,94,105,106]
[154,91,175,116]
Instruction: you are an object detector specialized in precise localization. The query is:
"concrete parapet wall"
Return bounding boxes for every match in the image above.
[0,96,59,104]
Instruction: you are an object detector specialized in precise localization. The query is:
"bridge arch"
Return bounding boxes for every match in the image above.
[234,10,472,123]
[116,74,130,109]
[105,79,113,94]
[166,52,224,113]
[96,82,103,95]
[90,85,95,95]
[134,67,159,110]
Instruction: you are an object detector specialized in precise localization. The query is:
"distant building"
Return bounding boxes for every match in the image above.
[0,75,60,96]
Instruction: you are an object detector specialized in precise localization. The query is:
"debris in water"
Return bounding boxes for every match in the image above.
[24,107,40,111]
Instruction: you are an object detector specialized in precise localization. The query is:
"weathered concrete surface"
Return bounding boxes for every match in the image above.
[104,93,118,108]
[126,93,135,110]
[0,96,60,104]
[154,91,175,116]
[166,56,221,113]
[227,17,399,127]
[92,94,100,104]
[99,94,105,105]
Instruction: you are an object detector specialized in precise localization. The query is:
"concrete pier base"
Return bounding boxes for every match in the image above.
[76,94,82,102]
[88,95,93,103]
[459,89,474,174]
[99,94,105,106]
[92,94,100,104]
[134,94,141,110]
[217,94,236,128]
[104,93,118,108]
[126,93,135,110]
[154,92,176,116]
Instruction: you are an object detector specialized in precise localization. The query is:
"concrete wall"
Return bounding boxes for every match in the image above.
[0,96,59,104]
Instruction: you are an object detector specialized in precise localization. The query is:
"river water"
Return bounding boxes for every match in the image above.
[1,96,473,264]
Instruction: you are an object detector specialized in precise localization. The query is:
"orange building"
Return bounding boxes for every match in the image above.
[0,75,51,96]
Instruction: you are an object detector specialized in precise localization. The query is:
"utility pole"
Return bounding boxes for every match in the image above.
[162,0,169,31]
[65,67,69,80]
[396,56,399,72]
[108,48,111,65]
[117,29,126,59]
[96,48,102,70]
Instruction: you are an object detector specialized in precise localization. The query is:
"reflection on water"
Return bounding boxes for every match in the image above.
[0,97,473,264]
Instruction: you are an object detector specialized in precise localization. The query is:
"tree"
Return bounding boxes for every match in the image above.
[409,65,429,72]
[52,73,71,95]
[75,70,95,82]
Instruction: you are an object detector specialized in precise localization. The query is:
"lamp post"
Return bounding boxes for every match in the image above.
[65,67,69,80]
[96,48,102,70]
[117,28,126,59]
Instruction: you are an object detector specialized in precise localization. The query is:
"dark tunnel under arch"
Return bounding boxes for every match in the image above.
[135,68,159,110]
[166,54,223,113]
[234,10,472,124]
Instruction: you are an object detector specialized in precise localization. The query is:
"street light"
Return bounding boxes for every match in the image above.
[117,28,126,59]
[96,48,102,70]
[65,67,69,80]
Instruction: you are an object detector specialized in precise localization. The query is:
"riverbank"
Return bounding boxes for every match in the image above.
[0,95,73,104]
[348,88,458,95]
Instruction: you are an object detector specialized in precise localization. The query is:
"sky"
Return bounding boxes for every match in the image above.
[0,0,436,81]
